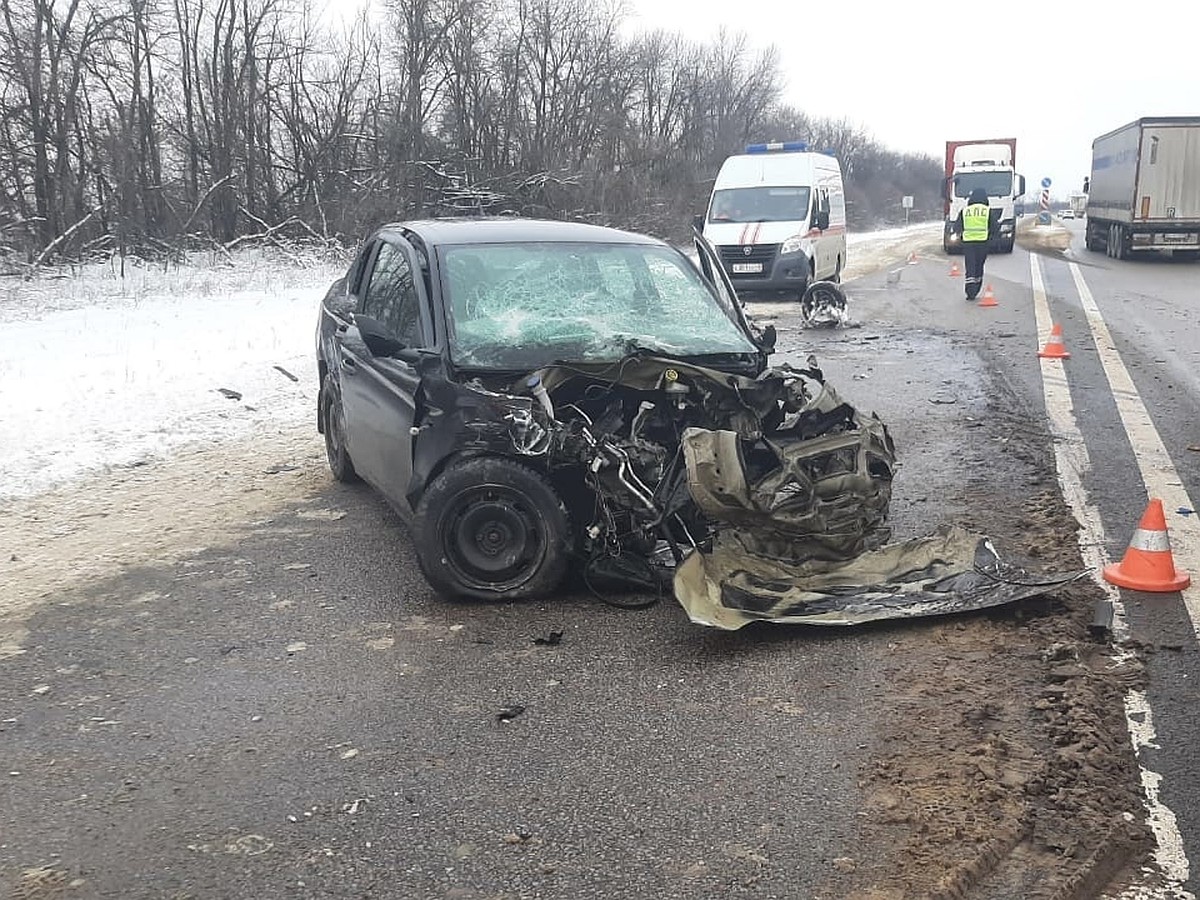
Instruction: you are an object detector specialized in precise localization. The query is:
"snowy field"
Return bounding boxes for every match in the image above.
[0,251,346,500]
[0,225,937,502]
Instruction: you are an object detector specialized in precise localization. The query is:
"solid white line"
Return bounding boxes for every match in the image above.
[1067,261,1200,632]
[1030,255,1193,897]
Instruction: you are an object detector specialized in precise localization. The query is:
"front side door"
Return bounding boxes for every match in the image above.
[337,236,432,511]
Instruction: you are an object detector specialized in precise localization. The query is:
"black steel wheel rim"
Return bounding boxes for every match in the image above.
[440,484,546,591]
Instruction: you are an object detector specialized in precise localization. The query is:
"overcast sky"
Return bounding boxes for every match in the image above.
[621,0,1198,199]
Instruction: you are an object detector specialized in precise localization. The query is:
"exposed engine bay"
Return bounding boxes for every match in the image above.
[410,353,1083,627]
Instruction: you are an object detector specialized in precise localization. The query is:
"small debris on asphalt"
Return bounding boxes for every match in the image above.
[340,748,359,760]
[264,463,298,474]
[497,705,526,722]
[1177,507,1195,517]
[929,394,957,404]
[31,684,50,695]
[251,715,263,722]
[533,631,563,646]
[502,831,537,845]
[296,508,346,521]
[273,365,300,382]
[286,641,307,654]
[216,387,242,401]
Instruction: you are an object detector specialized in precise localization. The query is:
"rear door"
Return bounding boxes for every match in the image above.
[1138,125,1200,221]
[337,236,433,510]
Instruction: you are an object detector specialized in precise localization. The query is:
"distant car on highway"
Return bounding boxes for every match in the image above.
[1060,209,1076,219]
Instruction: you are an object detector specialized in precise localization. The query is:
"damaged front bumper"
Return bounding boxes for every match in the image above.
[674,524,1087,630]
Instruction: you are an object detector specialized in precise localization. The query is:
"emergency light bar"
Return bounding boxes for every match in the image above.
[745,141,807,154]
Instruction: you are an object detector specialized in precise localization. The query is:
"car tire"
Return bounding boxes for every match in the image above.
[320,374,359,483]
[413,457,572,600]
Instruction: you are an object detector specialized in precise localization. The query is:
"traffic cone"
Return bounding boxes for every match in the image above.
[948,261,961,277]
[907,251,919,265]
[978,284,998,307]
[1103,499,1190,592]
[1037,323,1070,359]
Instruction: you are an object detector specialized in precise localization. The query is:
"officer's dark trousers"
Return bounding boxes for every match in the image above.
[963,242,988,299]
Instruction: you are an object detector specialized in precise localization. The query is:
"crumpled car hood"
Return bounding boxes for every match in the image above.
[673,524,1087,630]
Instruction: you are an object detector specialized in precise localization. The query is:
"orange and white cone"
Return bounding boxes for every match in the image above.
[948,261,961,277]
[1037,323,1070,359]
[1103,499,1190,592]
[907,251,919,265]
[978,284,998,307]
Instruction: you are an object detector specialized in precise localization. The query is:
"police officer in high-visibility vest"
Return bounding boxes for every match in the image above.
[957,187,999,300]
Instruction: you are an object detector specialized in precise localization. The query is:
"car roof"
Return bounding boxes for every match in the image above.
[381,217,669,247]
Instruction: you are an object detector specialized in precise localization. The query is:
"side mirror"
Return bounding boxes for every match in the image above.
[816,209,830,231]
[353,314,405,357]
[328,292,356,318]
[1017,174,1026,196]
[692,214,705,233]
[1082,177,1090,193]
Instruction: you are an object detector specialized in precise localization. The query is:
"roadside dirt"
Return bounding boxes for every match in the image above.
[0,425,325,659]
[838,349,1154,899]
[1017,218,1074,256]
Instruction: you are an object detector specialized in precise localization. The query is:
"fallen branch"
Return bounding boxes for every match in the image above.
[223,211,301,251]
[180,174,236,234]
[34,209,99,267]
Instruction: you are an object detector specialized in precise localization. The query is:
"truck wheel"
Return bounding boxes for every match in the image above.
[1114,225,1127,260]
[1085,227,1102,252]
[320,374,359,483]
[412,457,572,600]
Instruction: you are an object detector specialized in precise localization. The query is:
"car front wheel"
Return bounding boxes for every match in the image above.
[413,457,572,600]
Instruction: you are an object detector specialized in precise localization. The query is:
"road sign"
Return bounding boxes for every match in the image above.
[901,196,914,209]
[1041,177,1052,189]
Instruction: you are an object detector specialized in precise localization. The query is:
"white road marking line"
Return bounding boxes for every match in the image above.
[1030,255,1193,897]
[1067,261,1200,632]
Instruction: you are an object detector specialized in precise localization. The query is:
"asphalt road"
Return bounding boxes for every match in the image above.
[1033,221,1200,895]
[0,231,1178,899]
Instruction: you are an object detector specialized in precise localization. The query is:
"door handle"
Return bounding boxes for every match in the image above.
[341,356,357,372]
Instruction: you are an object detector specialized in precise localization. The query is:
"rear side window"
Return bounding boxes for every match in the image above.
[362,242,424,348]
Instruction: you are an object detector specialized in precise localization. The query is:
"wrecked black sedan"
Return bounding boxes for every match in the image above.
[316,217,900,606]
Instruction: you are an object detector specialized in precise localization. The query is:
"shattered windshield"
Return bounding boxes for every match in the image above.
[954,172,1013,198]
[441,242,759,369]
[708,187,812,224]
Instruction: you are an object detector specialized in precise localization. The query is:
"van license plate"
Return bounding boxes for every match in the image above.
[1163,233,1194,243]
[731,263,763,274]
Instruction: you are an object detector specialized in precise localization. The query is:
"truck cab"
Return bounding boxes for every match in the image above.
[942,141,1026,254]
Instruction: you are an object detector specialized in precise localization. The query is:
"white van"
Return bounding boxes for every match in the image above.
[701,142,848,295]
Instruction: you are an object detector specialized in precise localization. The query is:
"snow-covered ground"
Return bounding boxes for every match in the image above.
[0,225,937,502]
[0,251,345,501]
